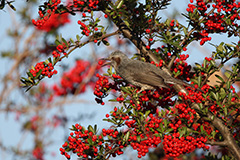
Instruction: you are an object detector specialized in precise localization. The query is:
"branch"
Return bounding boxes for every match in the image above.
[168,8,216,69]
[192,103,240,159]
[56,30,121,64]
[206,140,227,146]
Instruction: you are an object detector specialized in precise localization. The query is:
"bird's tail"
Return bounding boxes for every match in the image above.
[164,77,203,92]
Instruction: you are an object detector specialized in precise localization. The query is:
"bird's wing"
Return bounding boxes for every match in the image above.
[132,71,170,88]
[123,60,201,91]
[126,61,170,88]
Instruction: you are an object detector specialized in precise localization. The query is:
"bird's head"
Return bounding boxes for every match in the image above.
[100,51,128,68]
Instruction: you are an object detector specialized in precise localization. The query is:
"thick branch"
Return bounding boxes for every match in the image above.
[210,114,240,159]
[192,103,240,159]
[206,140,227,146]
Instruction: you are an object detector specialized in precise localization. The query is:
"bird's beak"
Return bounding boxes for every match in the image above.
[99,58,111,67]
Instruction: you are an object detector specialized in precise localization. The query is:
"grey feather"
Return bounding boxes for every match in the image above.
[103,50,199,92]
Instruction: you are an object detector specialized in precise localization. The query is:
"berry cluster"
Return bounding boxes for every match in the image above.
[32,0,71,31]
[52,44,67,58]
[187,0,240,45]
[163,133,209,158]
[77,20,91,36]
[30,62,57,78]
[60,124,101,159]
[174,103,196,125]
[32,9,70,32]
[94,73,111,105]
[179,84,210,103]
[72,0,99,9]
[126,89,174,113]
[172,54,192,81]
[205,57,213,62]
[60,123,125,160]
[109,110,163,158]
[130,135,162,158]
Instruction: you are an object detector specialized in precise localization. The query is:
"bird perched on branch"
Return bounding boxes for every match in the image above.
[101,50,198,93]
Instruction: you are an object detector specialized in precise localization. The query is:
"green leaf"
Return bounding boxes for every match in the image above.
[35,69,42,79]
[91,10,93,17]
[102,118,118,125]
[55,39,61,45]
[200,125,204,133]
[120,86,131,94]
[210,91,218,101]
[216,92,219,100]
[226,81,231,89]
[174,70,181,77]
[21,77,31,82]
[25,86,32,92]
[94,124,97,132]
[166,19,171,26]
[210,59,215,66]
[70,125,76,130]
[197,76,202,87]
[145,110,151,117]
[116,0,124,8]
[216,42,224,52]
[223,106,227,116]
[225,43,235,48]
[137,135,141,142]
[220,88,226,99]
[163,119,168,128]
[203,59,206,68]
[228,92,232,102]
[224,70,231,78]
[87,138,93,145]
[81,126,86,131]
[102,39,110,46]
[7,1,16,11]
[183,26,188,35]
[97,40,101,46]
[48,57,52,64]
[70,38,74,44]
[27,71,34,79]
[107,67,112,75]
[159,123,163,132]
[215,74,224,82]
[165,128,173,133]
[198,103,203,109]
[88,125,94,133]
[108,99,117,102]
[123,131,130,142]
[76,34,81,41]
[179,126,187,138]
[0,0,5,10]
[65,146,71,152]
[61,38,68,47]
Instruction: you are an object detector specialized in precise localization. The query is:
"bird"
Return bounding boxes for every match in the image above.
[101,50,198,93]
